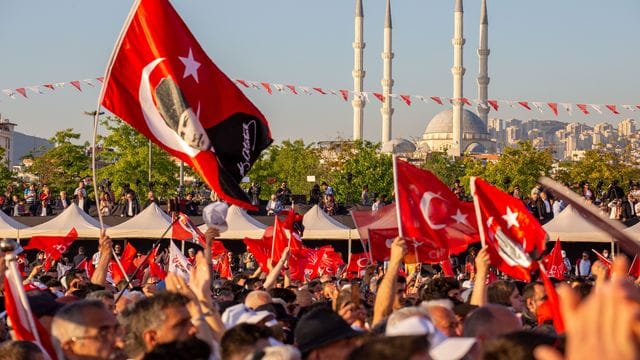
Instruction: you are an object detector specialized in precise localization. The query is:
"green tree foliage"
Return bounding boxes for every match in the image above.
[554,147,640,194]
[0,147,16,191]
[422,152,466,187]
[247,139,322,200]
[327,141,393,204]
[29,129,90,194]
[481,141,553,195]
[97,117,179,199]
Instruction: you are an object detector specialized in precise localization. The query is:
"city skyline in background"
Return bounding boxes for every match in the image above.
[0,0,638,144]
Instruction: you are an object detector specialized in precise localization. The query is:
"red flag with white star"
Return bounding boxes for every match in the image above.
[395,158,479,259]
[101,0,272,209]
[470,177,548,281]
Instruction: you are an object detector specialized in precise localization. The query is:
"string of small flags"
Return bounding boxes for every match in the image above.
[2,76,638,117]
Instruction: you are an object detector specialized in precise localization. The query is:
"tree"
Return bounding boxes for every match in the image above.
[327,141,393,204]
[0,147,16,191]
[97,117,179,200]
[29,129,90,195]
[247,139,322,200]
[422,152,466,187]
[480,141,553,195]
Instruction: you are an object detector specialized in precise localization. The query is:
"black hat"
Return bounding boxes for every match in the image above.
[294,307,360,355]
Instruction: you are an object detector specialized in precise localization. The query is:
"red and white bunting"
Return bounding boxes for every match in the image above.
[2,76,636,119]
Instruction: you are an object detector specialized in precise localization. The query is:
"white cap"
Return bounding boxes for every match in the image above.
[202,201,229,232]
[385,316,476,360]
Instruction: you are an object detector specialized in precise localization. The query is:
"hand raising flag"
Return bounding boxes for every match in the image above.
[24,228,78,271]
[101,0,272,209]
[471,177,548,281]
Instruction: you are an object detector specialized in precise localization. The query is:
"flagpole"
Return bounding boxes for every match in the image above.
[287,201,294,248]
[470,177,487,248]
[90,0,141,234]
[392,154,403,238]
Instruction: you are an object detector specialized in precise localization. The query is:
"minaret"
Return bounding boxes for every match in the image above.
[380,0,394,144]
[450,0,465,157]
[477,0,490,125]
[352,0,365,141]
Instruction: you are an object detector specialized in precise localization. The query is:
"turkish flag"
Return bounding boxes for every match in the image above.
[243,237,271,273]
[629,255,640,279]
[471,177,548,281]
[213,253,233,279]
[440,259,455,277]
[395,159,479,256]
[541,238,565,280]
[25,228,78,270]
[368,228,397,262]
[172,212,206,245]
[346,253,370,279]
[352,204,397,250]
[271,216,291,263]
[101,0,272,209]
[316,246,344,276]
[120,243,139,273]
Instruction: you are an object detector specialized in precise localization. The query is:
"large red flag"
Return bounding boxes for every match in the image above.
[101,0,272,209]
[541,238,566,280]
[395,159,479,256]
[351,204,398,247]
[76,258,95,279]
[471,177,548,281]
[271,216,290,263]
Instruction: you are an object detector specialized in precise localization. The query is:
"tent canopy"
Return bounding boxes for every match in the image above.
[19,203,106,238]
[302,205,352,239]
[108,203,173,239]
[543,205,614,243]
[199,205,267,239]
[0,210,28,238]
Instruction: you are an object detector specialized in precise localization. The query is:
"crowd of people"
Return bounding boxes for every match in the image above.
[0,223,637,360]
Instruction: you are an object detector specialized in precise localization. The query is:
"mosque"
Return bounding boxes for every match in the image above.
[351,0,495,155]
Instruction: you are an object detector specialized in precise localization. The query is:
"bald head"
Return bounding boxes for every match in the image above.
[244,291,272,310]
[426,305,459,337]
[464,304,521,342]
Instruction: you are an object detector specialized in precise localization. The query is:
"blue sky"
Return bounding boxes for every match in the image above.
[0,0,638,144]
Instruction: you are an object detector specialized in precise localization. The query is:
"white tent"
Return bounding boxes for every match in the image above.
[19,203,107,238]
[199,205,267,239]
[623,219,640,243]
[108,203,173,239]
[543,205,614,243]
[0,211,28,238]
[302,205,353,240]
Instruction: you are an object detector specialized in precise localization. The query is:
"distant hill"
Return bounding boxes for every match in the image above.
[12,132,52,166]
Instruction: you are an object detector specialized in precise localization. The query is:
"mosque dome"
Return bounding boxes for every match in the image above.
[423,109,488,137]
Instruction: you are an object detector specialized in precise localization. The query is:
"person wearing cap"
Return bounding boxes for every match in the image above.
[294,307,361,359]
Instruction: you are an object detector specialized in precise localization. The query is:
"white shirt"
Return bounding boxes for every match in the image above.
[127,201,134,216]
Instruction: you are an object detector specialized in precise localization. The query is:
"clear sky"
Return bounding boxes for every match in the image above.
[0,0,638,144]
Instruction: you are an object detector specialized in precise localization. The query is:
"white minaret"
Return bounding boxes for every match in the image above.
[380,0,394,144]
[352,0,365,141]
[450,0,465,157]
[477,0,490,125]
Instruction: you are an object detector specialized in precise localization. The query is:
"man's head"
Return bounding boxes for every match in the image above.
[148,191,155,199]
[86,290,116,315]
[522,281,546,317]
[245,290,272,310]
[603,249,610,258]
[540,191,548,200]
[462,305,522,359]
[78,181,84,189]
[281,182,287,188]
[114,244,122,254]
[0,340,45,360]
[294,307,360,360]
[120,292,195,358]
[51,300,124,360]
[221,323,272,360]
[187,248,196,258]
[424,304,460,337]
